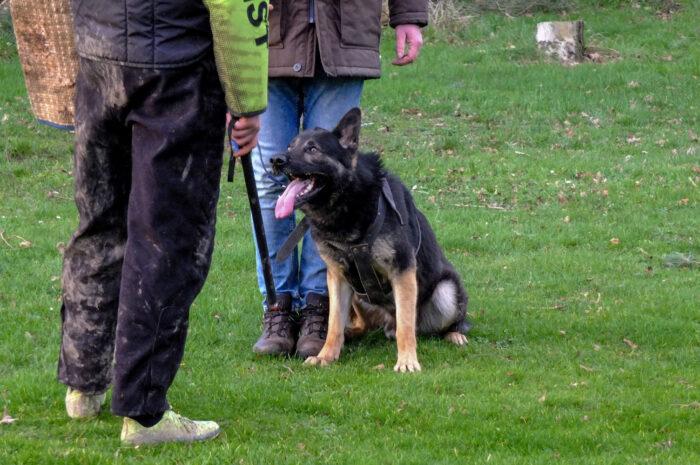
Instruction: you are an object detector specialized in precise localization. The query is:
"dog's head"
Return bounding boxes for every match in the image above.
[272,108,364,219]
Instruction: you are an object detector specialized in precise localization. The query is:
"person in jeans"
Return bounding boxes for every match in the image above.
[251,0,428,358]
[58,0,268,445]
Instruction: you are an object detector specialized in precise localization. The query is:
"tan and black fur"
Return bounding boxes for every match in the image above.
[271,108,470,372]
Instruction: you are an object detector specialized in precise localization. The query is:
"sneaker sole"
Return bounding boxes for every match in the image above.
[122,428,221,446]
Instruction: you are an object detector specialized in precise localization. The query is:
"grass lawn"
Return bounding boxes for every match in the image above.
[1,3,698,464]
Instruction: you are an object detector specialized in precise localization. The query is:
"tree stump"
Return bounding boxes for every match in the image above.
[536,20,585,64]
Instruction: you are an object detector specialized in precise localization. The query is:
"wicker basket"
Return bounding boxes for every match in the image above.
[10,0,78,130]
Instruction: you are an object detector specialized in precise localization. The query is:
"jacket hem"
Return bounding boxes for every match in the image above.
[76,50,211,69]
[268,66,379,79]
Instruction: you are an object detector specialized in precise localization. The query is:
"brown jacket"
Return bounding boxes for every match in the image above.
[268,0,428,79]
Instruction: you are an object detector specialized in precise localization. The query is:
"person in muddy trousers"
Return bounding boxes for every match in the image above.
[57,0,268,446]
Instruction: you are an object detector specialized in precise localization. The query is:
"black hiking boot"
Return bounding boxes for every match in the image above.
[296,293,329,359]
[252,294,297,356]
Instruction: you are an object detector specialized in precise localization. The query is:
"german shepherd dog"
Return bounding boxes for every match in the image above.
[271,108,470,372]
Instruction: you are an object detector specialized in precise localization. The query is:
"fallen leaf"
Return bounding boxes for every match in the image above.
[401,108,422,117]
[1,408,16,425]
[655,439,673,449]
[623,338,638,350]
[610,237,620,245]
[678,198,689,206]
[16,236,32,248]
[538,392,547,403]
[579,364,595,373]
[372,364,385,370]
[627,81,640,88]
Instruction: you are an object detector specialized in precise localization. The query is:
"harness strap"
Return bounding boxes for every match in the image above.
[276,217,310,262]
[349,244,391,303]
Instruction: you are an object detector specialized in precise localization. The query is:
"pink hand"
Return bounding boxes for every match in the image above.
[392,24,424,66]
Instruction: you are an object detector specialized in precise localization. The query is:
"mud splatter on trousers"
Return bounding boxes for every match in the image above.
[58,56,226,417]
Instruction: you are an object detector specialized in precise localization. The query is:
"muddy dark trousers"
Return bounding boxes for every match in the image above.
[58,56,227,418]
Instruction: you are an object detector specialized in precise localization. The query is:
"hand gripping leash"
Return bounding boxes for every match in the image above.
[227,118,278,310]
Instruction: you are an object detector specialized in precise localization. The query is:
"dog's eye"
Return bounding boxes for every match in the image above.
[307,145,318,153]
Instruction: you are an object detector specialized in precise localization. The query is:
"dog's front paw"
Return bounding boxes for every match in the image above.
[444,331,468,346]
[304,354,336,367]
[394,353,422,373]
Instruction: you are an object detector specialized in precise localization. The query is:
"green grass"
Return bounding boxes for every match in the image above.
[1,3,699,464]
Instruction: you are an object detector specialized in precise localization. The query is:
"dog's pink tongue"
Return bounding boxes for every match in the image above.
[275,179,308,219]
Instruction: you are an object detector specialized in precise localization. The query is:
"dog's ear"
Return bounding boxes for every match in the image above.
[332,108,361,151]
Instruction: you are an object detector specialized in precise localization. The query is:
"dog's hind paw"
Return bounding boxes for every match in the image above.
[304,355,334,367]
[444,331,468,346]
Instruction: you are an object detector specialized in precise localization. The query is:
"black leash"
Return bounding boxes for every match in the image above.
[228,118,278,310]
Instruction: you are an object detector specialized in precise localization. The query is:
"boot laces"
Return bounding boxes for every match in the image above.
[300,306,328,339]
[263,310,294,338]
[175,412,197,433]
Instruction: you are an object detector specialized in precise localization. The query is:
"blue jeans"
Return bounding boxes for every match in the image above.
[252,77,364,311]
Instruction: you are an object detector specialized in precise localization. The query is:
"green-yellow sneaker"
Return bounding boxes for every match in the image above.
[120,410,220,446]
[65,387,106,419]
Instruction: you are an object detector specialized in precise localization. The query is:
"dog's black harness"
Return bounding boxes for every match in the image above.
[277,178,421,304]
